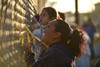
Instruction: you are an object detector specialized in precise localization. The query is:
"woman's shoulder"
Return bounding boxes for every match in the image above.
[49,43,74,59]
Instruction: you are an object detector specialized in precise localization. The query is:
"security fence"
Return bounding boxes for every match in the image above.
[0,0,41,67]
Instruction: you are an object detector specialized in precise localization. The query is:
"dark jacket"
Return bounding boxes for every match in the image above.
[32,42,75,67]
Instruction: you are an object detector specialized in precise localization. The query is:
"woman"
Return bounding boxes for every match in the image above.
[33,7,58,61]
[25,7,57,66]
[25,7,58,65]
[31,19,86,67]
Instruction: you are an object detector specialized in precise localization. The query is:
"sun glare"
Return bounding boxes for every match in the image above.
[46,0,98,13]
[92,0,100,4]
[53,0,75,12]
[78,0,95,13]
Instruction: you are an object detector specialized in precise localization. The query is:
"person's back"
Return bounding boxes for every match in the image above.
[32,42,74,67]
[75,31,91,67]
[83,17,96,59]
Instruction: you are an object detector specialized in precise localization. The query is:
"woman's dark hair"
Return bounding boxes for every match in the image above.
[43,7,57,20]
[54,20,71,43]
[54,19,85,57]
[58,12,65,20]
[69,29,85,57]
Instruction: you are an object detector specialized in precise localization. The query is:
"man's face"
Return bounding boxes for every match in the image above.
[39,9,51,25]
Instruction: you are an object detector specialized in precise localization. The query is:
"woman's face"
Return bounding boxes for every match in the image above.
[39,9,51,25]
[42,20,61,46]
[44,21,56,38]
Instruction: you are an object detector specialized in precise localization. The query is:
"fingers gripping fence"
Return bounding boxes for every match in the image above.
[0,0,42,67]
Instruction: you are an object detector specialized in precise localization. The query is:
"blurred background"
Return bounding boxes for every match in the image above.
[0,0,100,67]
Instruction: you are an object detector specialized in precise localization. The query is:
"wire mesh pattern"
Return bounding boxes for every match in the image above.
[0,0,39,67]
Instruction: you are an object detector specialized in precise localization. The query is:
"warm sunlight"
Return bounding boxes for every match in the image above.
[92,0,100,4]
[46,0,100,13]
[78,0,95,13]
[53,0,75,13]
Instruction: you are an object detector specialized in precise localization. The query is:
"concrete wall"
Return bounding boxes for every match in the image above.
[0,0,44,67]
